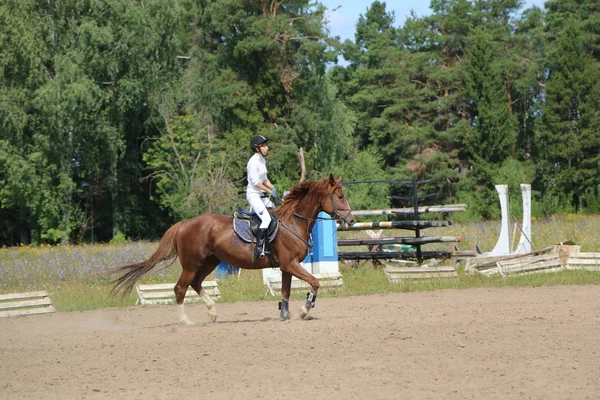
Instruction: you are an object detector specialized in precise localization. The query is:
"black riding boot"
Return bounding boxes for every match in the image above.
[254,228,268,258]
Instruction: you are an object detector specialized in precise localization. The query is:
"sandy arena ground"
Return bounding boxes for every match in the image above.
[1,285,599,400]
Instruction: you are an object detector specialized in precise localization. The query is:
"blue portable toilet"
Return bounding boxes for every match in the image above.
[309,211,339,274]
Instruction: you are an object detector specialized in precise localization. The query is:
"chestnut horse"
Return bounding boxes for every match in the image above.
[111,174,354,324]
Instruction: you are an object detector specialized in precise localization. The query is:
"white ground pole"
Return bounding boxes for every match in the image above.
[489,185,511,256]
[514,184,532,254]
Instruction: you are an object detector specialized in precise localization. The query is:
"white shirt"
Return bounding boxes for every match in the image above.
[246,153,267,195]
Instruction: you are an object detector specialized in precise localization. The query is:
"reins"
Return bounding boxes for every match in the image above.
[292,212,334,222]
[278,220,313,249]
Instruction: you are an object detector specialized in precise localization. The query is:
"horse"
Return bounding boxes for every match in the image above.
[110,174,355,324]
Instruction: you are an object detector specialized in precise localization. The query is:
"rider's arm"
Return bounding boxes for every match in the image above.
[256,180,274,195]
[264,178,275,194]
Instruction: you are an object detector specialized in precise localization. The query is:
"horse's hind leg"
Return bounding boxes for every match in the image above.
[174,269,197,325]
[190,255,220,323]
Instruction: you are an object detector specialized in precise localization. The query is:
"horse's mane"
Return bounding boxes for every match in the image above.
[274,177,332,221]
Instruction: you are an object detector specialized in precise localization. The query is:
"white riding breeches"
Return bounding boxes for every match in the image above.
[246,192,274,229]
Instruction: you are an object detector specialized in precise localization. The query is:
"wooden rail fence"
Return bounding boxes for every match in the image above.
[338,178,473,268]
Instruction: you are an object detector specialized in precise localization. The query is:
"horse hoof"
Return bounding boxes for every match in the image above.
[299,305,309,319]
[208,307,217,322]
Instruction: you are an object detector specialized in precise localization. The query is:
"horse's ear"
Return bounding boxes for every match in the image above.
[336,176,343,185]
[328,174,336,186]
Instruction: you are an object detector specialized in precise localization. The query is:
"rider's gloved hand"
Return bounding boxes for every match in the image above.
[271,187,278,200]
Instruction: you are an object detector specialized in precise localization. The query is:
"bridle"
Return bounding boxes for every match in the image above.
[329,193,353,227]
[278,186,353,250]
[292,191,353,227]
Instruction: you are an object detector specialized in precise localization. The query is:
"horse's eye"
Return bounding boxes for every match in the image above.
[338,195,344,199]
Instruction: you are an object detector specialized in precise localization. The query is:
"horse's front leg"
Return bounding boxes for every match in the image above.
[281,261,320,320]
[279,271,292,320]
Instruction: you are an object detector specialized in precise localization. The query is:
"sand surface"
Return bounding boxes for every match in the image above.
[1,285,599,399]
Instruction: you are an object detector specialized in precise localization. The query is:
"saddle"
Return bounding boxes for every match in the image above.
[233,206,279,244]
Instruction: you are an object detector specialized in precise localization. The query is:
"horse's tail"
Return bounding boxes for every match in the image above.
[110,220,185,300]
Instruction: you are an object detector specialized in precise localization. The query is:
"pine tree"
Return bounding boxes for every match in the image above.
[537,4,600,211]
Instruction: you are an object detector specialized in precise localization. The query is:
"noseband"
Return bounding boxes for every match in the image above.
[329,193,352,226]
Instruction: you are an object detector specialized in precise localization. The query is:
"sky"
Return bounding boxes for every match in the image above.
[319,0,547,42]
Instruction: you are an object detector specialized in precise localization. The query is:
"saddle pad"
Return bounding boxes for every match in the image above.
[233,219,253,243]
[233,218,280,244]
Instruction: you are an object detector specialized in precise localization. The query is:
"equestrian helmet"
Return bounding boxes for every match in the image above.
[250,135,268,152]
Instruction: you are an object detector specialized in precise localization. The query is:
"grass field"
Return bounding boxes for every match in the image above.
[1,214,599,312]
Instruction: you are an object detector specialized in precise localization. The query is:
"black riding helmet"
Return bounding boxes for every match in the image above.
[250,135,269,152]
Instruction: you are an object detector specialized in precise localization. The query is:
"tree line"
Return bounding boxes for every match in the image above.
[1,0,599,245]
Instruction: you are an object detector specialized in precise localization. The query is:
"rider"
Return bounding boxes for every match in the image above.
[246,135,278,257]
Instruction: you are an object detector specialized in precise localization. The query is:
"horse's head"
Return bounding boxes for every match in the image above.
[323,174,355,230]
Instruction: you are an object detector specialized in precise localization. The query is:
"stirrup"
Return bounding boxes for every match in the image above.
[257,248,271,259]
[254,245,267,258]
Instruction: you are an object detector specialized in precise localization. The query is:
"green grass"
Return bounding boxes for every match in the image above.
[1,214,600,312]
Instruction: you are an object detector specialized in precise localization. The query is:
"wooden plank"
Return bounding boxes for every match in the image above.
[0,291,56,318]
[384,265,457,283]
[0,291,50,302]
[499,259,562,275]
[0,306,56,318]
[384,266,457,273]
[567,252,600,259]
[565,253,600,271]
[477,267,500,276]
[387,272,457,280]
[137,293,220,305]
[269,279,344,291]
[566,259,600,265]
[512,267,564,276]
[497,254,559,267]
[265,273,344,296]
[476,255,564,277]
[138,288,221,299]
[136,281,220,305]
[566,253,600,271]
[137,282,218,291]
[467,246,555,270]
[0,298,53,311]
[566,265,600,271]
[466,256,503,271]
